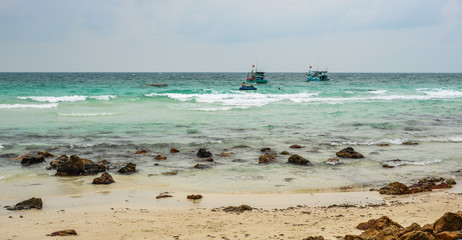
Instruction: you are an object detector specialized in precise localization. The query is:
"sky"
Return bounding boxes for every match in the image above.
[0,0,461,72]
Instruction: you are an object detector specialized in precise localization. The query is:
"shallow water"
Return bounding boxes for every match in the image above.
[0,72,461,197]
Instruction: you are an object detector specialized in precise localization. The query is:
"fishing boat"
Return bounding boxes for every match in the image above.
[306,66,329,81]
[247,65,268,83]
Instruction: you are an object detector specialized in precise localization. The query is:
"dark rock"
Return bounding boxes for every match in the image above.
[260,147,271,152]
[50,155,68,169]
[279,151,290,155]
[402,141,419,145]
[223,205,252,213]
[135,149,148,154]
[47,229,77,236]
[196,157,214,162]
[20,155,45,166]
[197,148,212,158]
[378,182,410,195]
[356,216,403,231]
[378,143,390,146]
[336,147,364,159]
[194,164,212,169]
[142,83,168,87]
[433,212,462,234]
[118,162,136,174]
[156,193,173,199]
[187,194,202,200]
[397,223,423,238]
[289,144,302,149]
[7,197,42,211]
[419,177,446,184]
[37,151,56,158]
[383,164,395,168]
[302,237,324,240]
[56,154,106,176]
[92,172,115,184]
[288,154,310,165]
[155,155,167,160]
[0,153,18,159]
[259,153,277,164]
[170,148,180,153]
[447,179,457,185]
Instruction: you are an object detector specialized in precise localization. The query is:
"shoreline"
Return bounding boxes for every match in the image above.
[1,188,461,239]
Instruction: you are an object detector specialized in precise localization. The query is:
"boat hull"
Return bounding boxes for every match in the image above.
[239,86,257,90]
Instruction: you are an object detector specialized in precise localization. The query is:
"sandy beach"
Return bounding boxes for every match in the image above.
[2,184,461,240]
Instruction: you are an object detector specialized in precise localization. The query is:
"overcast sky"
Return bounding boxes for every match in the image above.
[0,0,461,72]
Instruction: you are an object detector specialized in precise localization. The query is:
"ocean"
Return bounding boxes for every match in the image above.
[0,72,461,199]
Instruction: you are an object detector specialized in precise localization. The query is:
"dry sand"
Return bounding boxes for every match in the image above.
[1,187,461,240]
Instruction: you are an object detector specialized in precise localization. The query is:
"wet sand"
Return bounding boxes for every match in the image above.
[1,185,461,239]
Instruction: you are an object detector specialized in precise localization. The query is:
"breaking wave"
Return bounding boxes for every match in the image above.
[0,103,58,109]
[58,112,119,117]
[18,95,116,103]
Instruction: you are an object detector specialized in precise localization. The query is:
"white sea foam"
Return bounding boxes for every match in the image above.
[0,144,3,151]
[0,103,59,109]
[58,112,118,117]
[369,90,388,95]
[331,138,406,146]
[384,159,442,167]
[18,95,116,103]
[146,89,462,109]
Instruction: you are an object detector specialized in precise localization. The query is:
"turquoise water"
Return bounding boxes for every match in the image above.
[0,72,461,197]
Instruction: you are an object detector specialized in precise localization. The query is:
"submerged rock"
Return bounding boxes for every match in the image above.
[155,155,167,160]
[196,157,214,162]
[259,153,277,164]
[218,152,232,157]
[37,151,56,158]
[118,162,136,174]
[49,154,68,170]
[92,172,115,184]
[7,197,42,211]
[196,148,212,158]
[194,164,212,169]
[279,151,290,155]
[336,147,364,159]
[326,158,343,165]
[260,147,271,152]
[135,149,148,154]
[47,229,77,236]
[403,141,419,145]
[170,148,180,153]
[161,171,178,176]
[289,144,302,149]
[20,155,45,166]
[288,154,310,165]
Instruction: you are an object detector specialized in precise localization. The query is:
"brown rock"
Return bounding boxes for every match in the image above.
[398,223,423,237]
[326,158,343,165]
[135,149,148,154]
[288,154,310,165]
[218,152,232,157]
[378,143,390,146]
[170,148,180,153]
[47,229,77,236]
[402,141,418,145]
[379,182,411,195]
[433,212,462,234]
[37,151,56,158]
[187,195,202,200]
[155,155,167,160]
[357,216,403,231]
[289,144,302,148]
[92,172,115,184]
[223,205,253,213]
[118,162,136,174]
[383,164,395,168]
[435,230,462,240]
[336,147,364,159]
[196,157,214,162]
[156,193,173,199]
[399,231,434,240]
[161,171,178,176]
[279,151,290,155]
[260,147,271,152]
[343,235,363,240]
[20,155,45,166]
[259,153,277,164]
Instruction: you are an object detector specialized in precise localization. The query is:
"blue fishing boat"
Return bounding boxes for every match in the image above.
[247,65,268,83]
[306,66,329,81]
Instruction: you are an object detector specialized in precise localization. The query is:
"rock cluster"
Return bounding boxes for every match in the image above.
[20,155,45,166]
[223,205,253,213]
[378,178,456,195]
[342,212,462,240]
[259,153,277,164]
[56,154,107,176]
